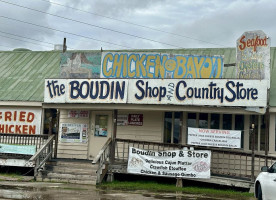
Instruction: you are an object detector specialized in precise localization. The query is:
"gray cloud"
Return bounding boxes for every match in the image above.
[0,0,275,51]
[0,0,54,50]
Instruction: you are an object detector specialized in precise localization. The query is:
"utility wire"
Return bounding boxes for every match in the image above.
[0,30,75,50]
[37,0,227,47]
[0,0,185,49]
[0,33,53,49]
[1,20,82,47]
[0,15,133,49]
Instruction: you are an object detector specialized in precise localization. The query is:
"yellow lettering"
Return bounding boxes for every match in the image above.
[155,55,166,78]
[187,57,196,78]
[127,54,136,78]
[135,54,146,77]
[123,54,127,77]
[194,57,205,77]
[213,58,222,78]
[112,54,124,77]
[102,53,113,77]
[146,55,156,78]
[200,58,212,78]
[165,59,177,72]
[173,56,187,78]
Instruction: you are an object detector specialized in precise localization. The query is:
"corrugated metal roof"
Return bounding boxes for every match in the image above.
[1,47,276,106]
[0,50,60,102]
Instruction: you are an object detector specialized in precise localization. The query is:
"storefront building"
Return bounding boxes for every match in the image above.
[1,31,276,181]
[0,49,60,167]
[41,31,276,163]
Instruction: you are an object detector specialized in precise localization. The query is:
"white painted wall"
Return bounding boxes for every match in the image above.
[57,109,89,159]
[117,110,163,142]
[57,109,164,159]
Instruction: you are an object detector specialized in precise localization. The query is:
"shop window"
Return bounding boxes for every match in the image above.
[94,115,108,137]
[249,115,259,151]
[164,112,172,143]
[44,109,58,134]
[199,113,208,128]
[173,112,181,143]
[260,116,266,151]
[187,113,196,128]
[163,112,181,144]
[211,114,220,129]
[223,114,232,130]
[235,115,244,148]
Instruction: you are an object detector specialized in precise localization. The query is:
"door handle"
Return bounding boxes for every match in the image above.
[274,179,276,182]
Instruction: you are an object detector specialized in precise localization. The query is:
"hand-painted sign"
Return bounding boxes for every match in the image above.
[187,127,241,148]
[44,79,128,103]
[127,147,211,179]
[0,108,42,135]
[60,52,101,78]
[44,79,267,107]
[128,114,143,126]
[101,52,223,79]
[0,143,36,155]
[236,30,270,87]
[128,79,267,107]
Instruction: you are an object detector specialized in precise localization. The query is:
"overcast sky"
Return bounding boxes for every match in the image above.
[0,0,275,51]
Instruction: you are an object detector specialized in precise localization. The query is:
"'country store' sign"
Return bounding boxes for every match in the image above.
[44,79,267,107]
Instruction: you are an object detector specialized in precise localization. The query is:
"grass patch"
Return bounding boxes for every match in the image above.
[99,180,254,199]
[0,173,22,178]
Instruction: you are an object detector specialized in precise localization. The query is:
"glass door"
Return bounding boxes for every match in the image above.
[163,112,182,144]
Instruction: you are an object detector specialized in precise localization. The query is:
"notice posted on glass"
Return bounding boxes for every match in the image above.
[127,147,211,179]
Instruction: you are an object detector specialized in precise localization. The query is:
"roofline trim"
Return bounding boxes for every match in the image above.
[0,101,42,107]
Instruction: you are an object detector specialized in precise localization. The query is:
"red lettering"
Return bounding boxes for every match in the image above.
[239,35,268,52]
[0,112,2,120]
[29,125,36,134]
[27,112,35,123]
[15,125,22,134]
[22,125,28,134]
[0,124,4,132]
[19,111,26,122]
[5,112,12,121]
[14,111,17,121]
[238,35,246,50]
[8,125,14,133]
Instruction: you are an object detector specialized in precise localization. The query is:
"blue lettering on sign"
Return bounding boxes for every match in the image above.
[175,81,186,101]
[69,80,126,100]
[134,80,259,103]
[46,80,65,98]
[135,80,166,101]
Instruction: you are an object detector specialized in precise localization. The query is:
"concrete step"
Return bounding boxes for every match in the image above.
[37,177,96,185]
[43,172,97,181]
[47,160,98,169]
[46,165,97,175]
[37,159,100,185]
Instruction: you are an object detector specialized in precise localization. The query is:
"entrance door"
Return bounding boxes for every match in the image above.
[163,112,182,144]
[88,111,112,160]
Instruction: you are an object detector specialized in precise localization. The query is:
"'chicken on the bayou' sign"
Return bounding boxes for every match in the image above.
[101,52,224,79]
